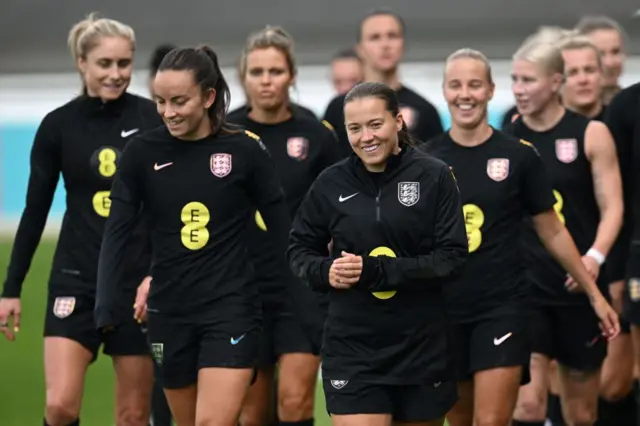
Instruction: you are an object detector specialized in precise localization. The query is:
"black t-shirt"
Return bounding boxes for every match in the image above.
[500,105,519,129]
[288,146,468,384]
[422,130,555,322]
[323,86,444,158]
[95,126,292,328]
[507,110,601,305]
[227,108,341,289]
[2,93,162,299]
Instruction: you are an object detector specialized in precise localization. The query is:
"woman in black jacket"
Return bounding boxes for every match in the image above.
[288,81,468,426]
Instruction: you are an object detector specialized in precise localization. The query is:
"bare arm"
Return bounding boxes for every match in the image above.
[584,121,624,258]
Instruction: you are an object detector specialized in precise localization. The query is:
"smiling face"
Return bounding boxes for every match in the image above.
[77,36,133,101]
[153,69,216,140]
[344,95,402,172]
[444,57,494,130]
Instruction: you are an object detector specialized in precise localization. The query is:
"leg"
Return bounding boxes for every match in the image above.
[473,367,522,426]
[554,305,607,426]
[548,360,565,426]
[151,374,174,426]
[323,379,393,426]
[112,355,154,426]
[43,337,94,426]
[239,367,275,426]
[146,312,199,426]
[277,353,321,423]
[43,293,100,426]
[446,381,473,426]
[272,301,322,425]
[513,354,551,423]
[195,367,255,426]
[105,316,155,426]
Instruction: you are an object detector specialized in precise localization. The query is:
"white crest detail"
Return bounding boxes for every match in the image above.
[331,380,349,389]
[210,153,232,177]
[53,297,76,318]
[486,158,510,182]
[398,182,420,207]
[555,139,578,163]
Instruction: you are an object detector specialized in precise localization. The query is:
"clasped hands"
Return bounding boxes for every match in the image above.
[329,251,363,289]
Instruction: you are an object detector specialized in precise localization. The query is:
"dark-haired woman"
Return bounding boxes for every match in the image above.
[95,45,293,426]
[288,81,468,426]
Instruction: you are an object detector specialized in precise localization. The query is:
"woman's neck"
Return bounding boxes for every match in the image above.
[523,100,565,132]
[449,120,493,147]
[566,101,603,119]
[364,66,402,91]
[248,102,291,124]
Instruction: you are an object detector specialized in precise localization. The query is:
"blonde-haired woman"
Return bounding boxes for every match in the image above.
[507,40,623,426]
[0,13,162,426]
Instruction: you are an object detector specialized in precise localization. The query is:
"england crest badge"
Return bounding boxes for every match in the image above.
[398,182,420,207]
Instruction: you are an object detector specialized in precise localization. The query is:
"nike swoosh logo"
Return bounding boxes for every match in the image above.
[153,162,173,171]
[121,128,139,138]
[230,333,246,345]
[338,193,359,203]
[433,382,442,388]
[493,332,513,346]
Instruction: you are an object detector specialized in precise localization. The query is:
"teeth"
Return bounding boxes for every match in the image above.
[363,144,379,152]
[458,104,474,110]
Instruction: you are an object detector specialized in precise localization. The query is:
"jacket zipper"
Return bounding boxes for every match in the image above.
[376,188,382,222]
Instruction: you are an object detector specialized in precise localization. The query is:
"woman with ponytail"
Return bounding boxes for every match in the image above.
[95,45,294,426]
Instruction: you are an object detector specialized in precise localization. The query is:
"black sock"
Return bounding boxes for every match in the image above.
[151,379,172,426]
[635,380,640,426]
[547,392,565,425]
[44,419,79,426]
[279,420,314,426]
[512,421,545,426]
[597,391,638,426]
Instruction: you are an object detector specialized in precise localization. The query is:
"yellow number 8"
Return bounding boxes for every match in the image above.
[181,202,210,250]
[369,246,397,300]
[98,148,117,178]
[553,190,565,224]
[463,204,484,253]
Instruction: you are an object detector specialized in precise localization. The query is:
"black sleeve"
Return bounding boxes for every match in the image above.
[604,90,635,197]
[287,178,333,292]
[95,140,144,329]
[318,123,342,170]
[2,114,61,298]
[361,165,469,290]
[519,141,556,215]
[322,97,350,158]
[245,135,292,270]
[415,102,444,142]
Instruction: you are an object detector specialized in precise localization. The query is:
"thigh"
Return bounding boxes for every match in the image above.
[473,366,522,425]
[43,337,94,414]
[553,305,606,372]
[468,314,531,384]
[323,379,392,416]
[393,381,457,423]
[195,367,255,426]
[147,312,199,390]
[44,293,101,360]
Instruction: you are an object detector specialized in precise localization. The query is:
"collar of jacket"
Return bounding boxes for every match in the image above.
[79,92,129,117]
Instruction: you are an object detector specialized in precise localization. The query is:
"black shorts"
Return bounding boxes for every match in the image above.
[44,292,149,361]
[452,313,531,384]
[258,306,319,367]
[530,304,606,371]
[147,311,260,389]
[323,379,457,422]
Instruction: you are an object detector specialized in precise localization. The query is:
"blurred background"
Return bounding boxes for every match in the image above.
[1,1,639,424]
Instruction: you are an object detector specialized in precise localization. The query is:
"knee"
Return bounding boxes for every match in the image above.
[601,378,633,402]
[278,386,314,421]
[564,409,597,426]
[515,393,547,420]
[474,414,511,426]
[45,395,80,426]
[115,403,149,426]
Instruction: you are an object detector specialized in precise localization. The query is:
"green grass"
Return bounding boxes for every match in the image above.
[0,238,331,426]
